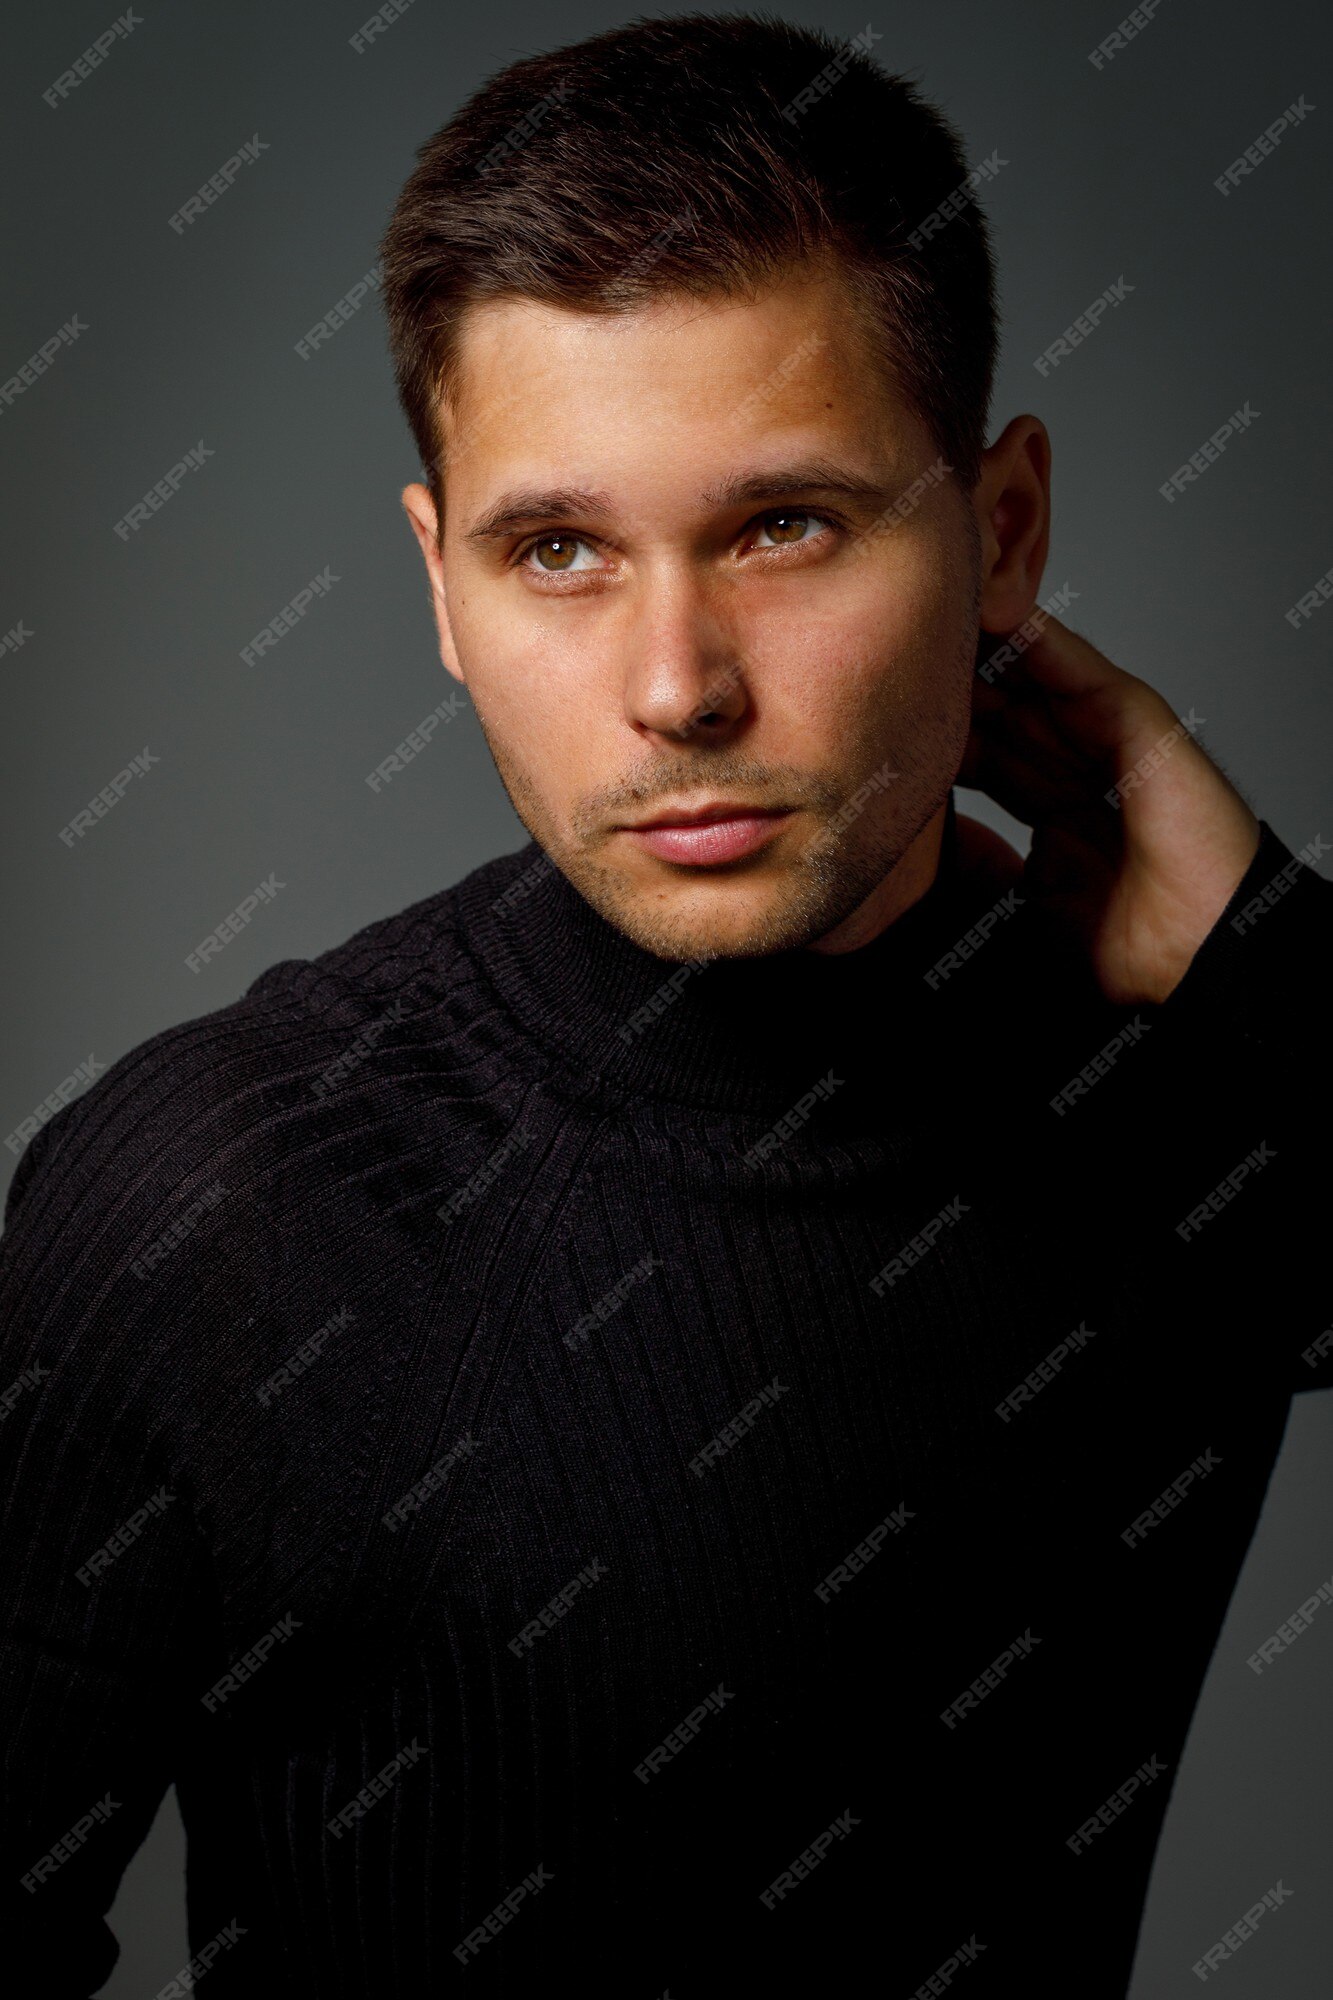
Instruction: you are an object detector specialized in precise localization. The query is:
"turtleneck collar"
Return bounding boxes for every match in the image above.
[455,792,1007,1119]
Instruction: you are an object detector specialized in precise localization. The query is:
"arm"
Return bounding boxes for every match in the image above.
[962,613,1331,1394]
[0,1100,216,1996]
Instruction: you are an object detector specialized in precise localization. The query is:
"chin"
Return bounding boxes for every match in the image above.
[587,863,853,963]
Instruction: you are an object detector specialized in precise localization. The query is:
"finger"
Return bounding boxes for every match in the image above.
[967,694,1103,792]
[959,729,1122,827]
[1003,612,1126,697]
[977,615,1160,755]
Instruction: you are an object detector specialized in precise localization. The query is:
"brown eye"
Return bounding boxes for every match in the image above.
[521,533,600,576]
[754,509,834,551]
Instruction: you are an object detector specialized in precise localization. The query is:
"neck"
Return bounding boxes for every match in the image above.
[454,791,1012,1118]
[805,801,948,954]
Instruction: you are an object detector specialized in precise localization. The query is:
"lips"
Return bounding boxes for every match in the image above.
[618,806,794,867]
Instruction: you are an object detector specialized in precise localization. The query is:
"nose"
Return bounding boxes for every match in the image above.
[621,573,750,743]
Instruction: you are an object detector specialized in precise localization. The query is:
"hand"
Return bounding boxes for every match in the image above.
[955,612,1261,1005]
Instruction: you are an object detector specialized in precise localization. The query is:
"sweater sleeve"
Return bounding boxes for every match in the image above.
[1095,819,1332,1396]
[0,1077,221,1996]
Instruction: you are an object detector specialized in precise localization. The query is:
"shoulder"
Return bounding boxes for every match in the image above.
[0,858,510,1317]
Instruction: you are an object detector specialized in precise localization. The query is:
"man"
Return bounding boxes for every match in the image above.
[1,14,1326,1997]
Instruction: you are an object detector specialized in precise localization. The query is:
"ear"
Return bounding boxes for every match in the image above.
[971,415,1052,636]
[401,481,465,685]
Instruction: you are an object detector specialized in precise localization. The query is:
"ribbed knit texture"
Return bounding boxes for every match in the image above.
[2,797,1328,1998]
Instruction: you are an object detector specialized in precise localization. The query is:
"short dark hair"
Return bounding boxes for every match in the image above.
[379,12,999,528]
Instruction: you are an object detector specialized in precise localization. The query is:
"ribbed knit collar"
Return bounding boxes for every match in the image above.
[455,791,1009,1118]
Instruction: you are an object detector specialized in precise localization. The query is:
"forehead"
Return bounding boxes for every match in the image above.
[438,263,925,478]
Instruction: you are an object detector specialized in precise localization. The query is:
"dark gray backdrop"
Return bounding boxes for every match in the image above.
[2,1,1330,1992]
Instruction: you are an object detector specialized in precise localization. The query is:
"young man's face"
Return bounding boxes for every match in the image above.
[403,260,990,960]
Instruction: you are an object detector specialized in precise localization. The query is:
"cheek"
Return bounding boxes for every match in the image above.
[756,560,959,733]
[460,635,608,812]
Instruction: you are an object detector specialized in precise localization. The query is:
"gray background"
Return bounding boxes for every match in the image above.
[2,0,1330,1991]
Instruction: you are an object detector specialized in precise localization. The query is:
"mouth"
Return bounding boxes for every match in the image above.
[616,801,795,867]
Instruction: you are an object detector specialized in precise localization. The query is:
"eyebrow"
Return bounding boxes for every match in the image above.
[462,458,901,545]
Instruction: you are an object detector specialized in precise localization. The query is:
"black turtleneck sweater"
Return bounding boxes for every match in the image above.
[1,797,1328,1998]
